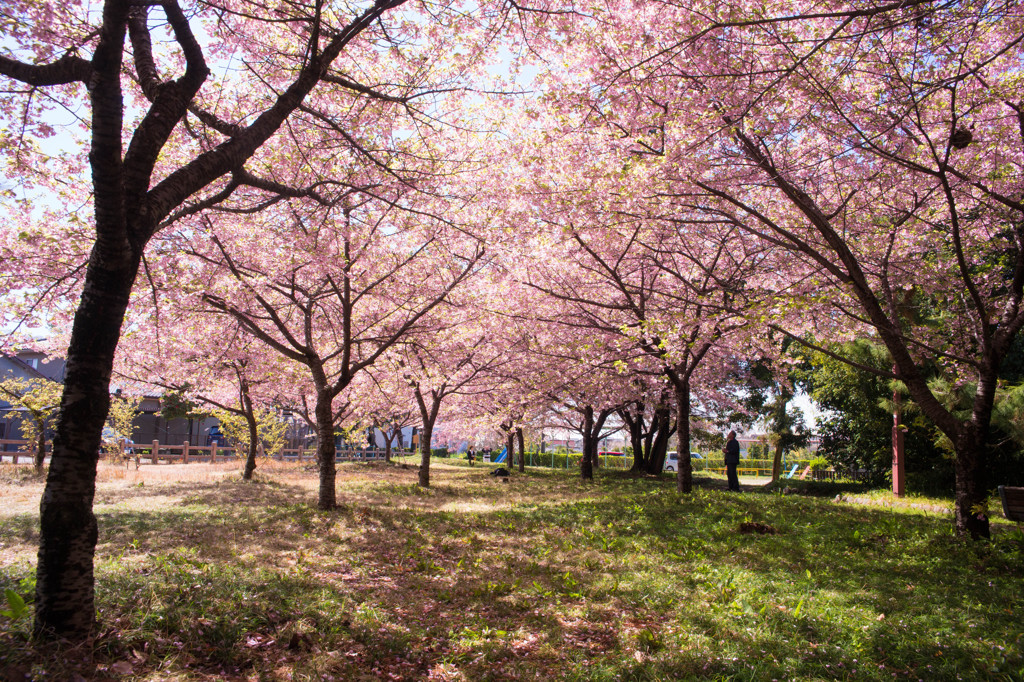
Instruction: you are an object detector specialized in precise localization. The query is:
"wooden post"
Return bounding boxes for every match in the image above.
[211,443,217,463]
[152,440,160,464]
[182,441,190,464]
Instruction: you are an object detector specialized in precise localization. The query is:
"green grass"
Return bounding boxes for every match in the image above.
[1,463,1022,680]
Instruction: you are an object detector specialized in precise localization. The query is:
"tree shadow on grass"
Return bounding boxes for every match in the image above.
[5,468,1023,680]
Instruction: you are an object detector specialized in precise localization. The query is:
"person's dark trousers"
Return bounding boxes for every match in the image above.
[727,463,740,491]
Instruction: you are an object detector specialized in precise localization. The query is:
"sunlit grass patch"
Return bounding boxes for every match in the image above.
[1,463,1022,679]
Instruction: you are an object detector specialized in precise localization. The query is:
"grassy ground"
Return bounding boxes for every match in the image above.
[1,458,1022,681]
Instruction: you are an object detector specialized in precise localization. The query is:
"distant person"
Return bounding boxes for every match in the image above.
[723,431,740,492]
[467,448,476,466]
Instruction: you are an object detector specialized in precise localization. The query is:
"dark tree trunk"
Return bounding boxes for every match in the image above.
[415,391,441,488]
[516,427,525,472]
[673,379,692,494]
[241,377,258,480]
[242,410,259,480]
[34,421,46,472]
[384,429,393,463]
[953,427,990,539]
[644,402,672,475]
[582,408,611,474]
[418,422,434,487]
[315,392,337,509]
[771,439,784,482]
[505,429,515,472]
[35,249,140,640]
[621,406,648,472]
[579,406,594,480]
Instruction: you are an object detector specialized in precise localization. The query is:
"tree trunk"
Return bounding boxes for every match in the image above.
[580,406,594,480]
[644,402,672,475]
[516,427,525,472]
[953,427,990,539]
[621,407,648,472]
[505,429,515,472]
[34,421,46,472]
[315,392,337,509]
[674,380,692,494]
[415,391,441,488]
[35,250,139,640]
[771,439,784,483]
[242,409,259,480]
[418,422,434,487]
[241,378,258,480]
[384,430,393,463]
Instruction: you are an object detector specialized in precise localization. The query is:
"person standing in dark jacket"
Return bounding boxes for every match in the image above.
[723,431,741,492]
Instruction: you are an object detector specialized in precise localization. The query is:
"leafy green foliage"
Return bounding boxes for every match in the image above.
[0,377,62,458]
[107,394,143,443]
[213,407,287,457]
[799,339,950,491]
[1,589,28,620]
[158,388,204,422]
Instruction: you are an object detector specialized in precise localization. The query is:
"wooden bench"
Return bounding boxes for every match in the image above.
[998,486,1024,523]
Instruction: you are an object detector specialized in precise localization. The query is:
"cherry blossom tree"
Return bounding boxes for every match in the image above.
[117,306,298,480]
[587,1,1024,537]
[0,0,515,638]
[514,0,1024,536]
[187,196,484,506]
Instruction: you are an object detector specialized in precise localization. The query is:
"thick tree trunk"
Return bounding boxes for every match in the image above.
[621,407,648,472]
[580,406,594,480]
[673,380,692,494]
[384,432,392,463]
[242,410,259,480]
[953,427,990,539]
[415,392,441,488]
[516,427,525,472]
[644,403,672,475]
[35,250,139,640]
[771,439,784,483]
[505,430,515,471]
[418,422,434,487]
[34,423,46,472]
[241,377,258,480]
[315,393,337,509]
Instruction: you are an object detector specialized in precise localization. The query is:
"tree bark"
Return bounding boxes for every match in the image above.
[242,410,259,480]
[506,429,515,473]
[579,406,594,480]
[314,392,337,509]
[516,427,525,472]
[241,377,258,480]
[771,439,784,483]
[621,405,648,472]
[418,422,434,487]
[34,421,46,472]
[953,425,990,539]
[35,249,139,639]
[644,402,672,475]
[673,379,692,494]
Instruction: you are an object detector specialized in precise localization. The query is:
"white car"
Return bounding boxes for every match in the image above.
[664,451,703,472]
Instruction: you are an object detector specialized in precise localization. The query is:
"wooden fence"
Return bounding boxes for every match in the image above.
[0,438,390,465]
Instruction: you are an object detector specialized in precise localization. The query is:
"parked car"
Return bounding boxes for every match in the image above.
[206,425,228,446]
[663,451,703,472]
[101,426,134,454]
